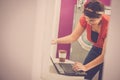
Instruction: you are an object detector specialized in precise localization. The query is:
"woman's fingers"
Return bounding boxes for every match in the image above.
[51,39,57,44]
[72,62,86,71]
[72,62,83,71]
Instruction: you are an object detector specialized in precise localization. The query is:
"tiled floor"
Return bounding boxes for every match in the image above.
[70,41,88,63]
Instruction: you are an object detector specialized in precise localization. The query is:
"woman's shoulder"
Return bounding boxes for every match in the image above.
[102,14,110,33]
[80,14,86,19]
[79,14,87,23]
[102,14,110,21]
[79,14,87,28]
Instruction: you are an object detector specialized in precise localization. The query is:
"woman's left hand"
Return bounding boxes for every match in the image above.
[72,62,87,72]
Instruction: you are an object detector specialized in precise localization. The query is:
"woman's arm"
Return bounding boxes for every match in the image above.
[73,38,107,71]
[52,22,85,44]
[84,38,107,71]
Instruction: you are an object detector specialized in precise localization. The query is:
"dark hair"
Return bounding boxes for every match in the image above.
[84,0,105,18]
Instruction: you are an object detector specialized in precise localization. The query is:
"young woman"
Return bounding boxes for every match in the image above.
[52,0,109,80]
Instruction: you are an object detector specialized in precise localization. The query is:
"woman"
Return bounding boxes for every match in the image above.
[52,0,109,80]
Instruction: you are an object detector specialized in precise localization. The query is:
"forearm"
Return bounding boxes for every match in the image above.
[52,22,85,44]
[56,24,85,44]
[84,53,104,71]
[72,53,104,72]
[56,34,76,44]
[84,38,107,71]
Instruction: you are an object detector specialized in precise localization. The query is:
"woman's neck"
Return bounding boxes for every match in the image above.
[91,24,101,33]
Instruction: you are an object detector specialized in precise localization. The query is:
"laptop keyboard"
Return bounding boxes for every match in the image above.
[58,63,87,76]
[59,63,75,73]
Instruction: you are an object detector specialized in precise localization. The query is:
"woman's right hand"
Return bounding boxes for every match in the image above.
[51,39,57,45]
[72,62,87,72]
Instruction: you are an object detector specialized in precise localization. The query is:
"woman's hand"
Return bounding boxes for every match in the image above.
[72,62,87,72]
[51,39,57,44]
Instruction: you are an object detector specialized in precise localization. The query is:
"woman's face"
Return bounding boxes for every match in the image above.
[85,16,102,26]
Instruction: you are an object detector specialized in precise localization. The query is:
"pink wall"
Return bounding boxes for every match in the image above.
[56,0,77,59]
[100,0,111,6]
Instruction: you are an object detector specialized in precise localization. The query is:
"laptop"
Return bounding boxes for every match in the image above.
[50,57,87,76]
